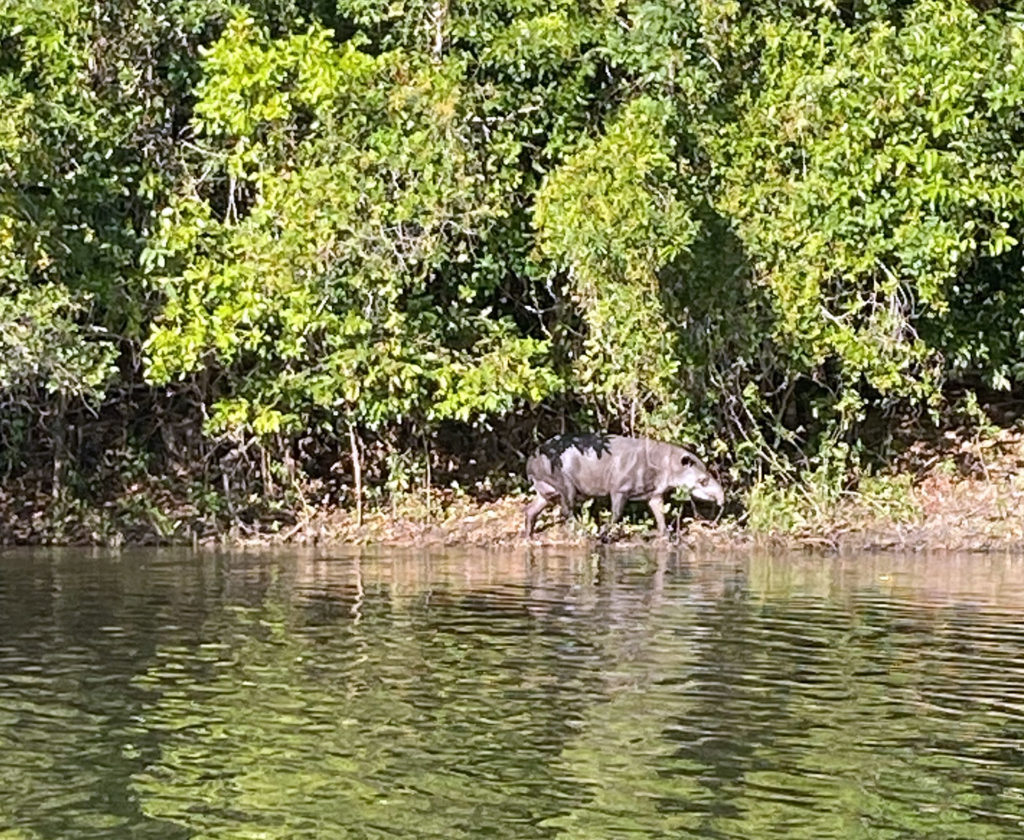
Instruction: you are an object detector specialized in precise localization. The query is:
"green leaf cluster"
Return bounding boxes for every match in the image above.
[7,0,1024,510]
[535,96,699,433]
[143,15,561,435]
[710,1,1024,402]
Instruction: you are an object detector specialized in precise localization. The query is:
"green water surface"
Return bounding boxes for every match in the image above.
[2,548,1024,839]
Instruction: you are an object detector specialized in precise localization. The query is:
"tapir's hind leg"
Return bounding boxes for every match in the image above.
[559,485,576,522]
[525,478,563,536]
[524,493,551,537]
[599,491,628,541]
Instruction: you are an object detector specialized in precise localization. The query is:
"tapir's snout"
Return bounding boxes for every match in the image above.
[693,479,725,508]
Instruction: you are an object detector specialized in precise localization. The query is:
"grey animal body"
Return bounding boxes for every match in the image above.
[524,434,724,537]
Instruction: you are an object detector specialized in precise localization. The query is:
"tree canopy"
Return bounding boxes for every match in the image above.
[3,0,1024,531]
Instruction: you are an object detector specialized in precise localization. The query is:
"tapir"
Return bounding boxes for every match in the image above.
[524,434,724,537]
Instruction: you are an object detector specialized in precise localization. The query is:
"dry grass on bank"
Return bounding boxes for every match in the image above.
[3,427,1024,553]
[261,427,1024,555]
[870,427,1024,553]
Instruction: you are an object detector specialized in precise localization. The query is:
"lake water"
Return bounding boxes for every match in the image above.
[3,547,1024,838]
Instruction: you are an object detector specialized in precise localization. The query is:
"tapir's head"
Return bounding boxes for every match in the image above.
[674,450,725,507]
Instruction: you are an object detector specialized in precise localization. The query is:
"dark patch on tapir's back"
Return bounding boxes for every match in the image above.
[538,433,613,471]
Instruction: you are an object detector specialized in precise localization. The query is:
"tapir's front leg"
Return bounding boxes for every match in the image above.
[648,495,667,534]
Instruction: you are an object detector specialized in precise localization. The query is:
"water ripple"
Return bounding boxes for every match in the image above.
[3,549,1024,837]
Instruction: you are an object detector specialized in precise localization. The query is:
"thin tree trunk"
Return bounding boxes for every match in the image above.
[430,0,446,62]
[260,443,273,496]
[222,472,235,521]
[349,424,363,526]
[51,393,67,499]
[423,434,432,522]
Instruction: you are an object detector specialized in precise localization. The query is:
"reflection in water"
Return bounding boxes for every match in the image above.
[2,548,1024,838]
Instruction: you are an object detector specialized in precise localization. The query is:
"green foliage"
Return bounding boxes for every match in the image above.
[6,0,1024,529]
[535,97,698,434]
[747,444,920,536]
[710,1,1024,407]
[0,284,116,397]
[0,0,234,325]
[143,16,560,438]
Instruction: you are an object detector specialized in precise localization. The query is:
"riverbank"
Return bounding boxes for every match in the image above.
[3,427,1023,554]
[225,425,1024,554]
[250,470,1024,555]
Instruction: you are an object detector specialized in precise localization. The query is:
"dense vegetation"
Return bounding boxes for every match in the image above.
[3,0,1024,540]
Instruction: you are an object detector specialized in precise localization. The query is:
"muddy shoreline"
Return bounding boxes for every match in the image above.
[4,481,1024,555]
[230,472,1024,556]
[4,430,1024,554]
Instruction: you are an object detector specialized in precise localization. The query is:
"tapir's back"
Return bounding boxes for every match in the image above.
[529,434,673,499]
